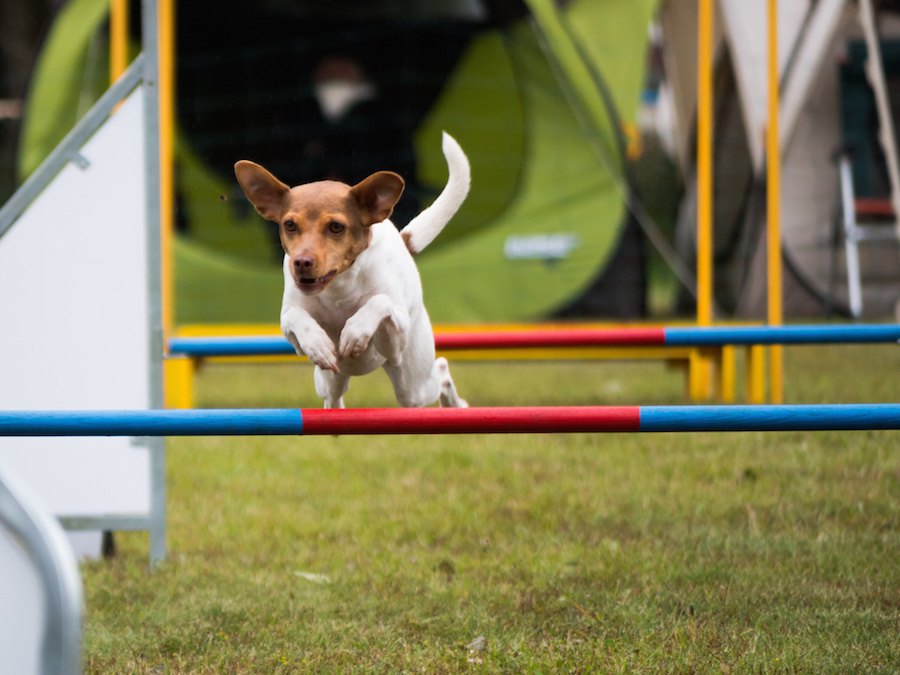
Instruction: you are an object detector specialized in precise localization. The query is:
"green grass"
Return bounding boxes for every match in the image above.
[82,345,899,672]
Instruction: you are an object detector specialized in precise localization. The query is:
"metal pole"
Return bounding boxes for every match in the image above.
[142,0,166,565]
[839,156,864,318]
[767,0,784,403]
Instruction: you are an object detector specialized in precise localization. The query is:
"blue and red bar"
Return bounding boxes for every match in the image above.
[0,404,898,437]
[167,324,900,358]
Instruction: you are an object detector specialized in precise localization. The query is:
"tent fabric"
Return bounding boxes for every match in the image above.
[17,0,112,179]
[17,0,658,324]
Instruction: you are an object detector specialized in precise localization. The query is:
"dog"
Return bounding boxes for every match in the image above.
[234,132,469,409]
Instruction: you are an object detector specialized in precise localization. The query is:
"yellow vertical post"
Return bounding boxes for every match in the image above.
[692,0,715,400]
[109,0,128,84]
[158,0,177,406]
[158,0,175,344]
[767,0,784,403]
[746,344,766,404]
[163,356,195,409]
[717,344,736,403]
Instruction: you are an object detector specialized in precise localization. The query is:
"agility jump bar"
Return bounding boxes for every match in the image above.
[167,324,900,358]
[1,404,899,437]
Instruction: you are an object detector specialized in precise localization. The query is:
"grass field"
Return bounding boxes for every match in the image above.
[81,344,899,672]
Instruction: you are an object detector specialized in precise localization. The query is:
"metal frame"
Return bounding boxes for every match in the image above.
[859,0,900,226]
[0,56,145,238]
[836,0,900,319]
[838,156,899,319]
[141,0,167,566]
[0,467,83,674]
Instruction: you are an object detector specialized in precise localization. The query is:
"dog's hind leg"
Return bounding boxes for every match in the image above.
[314,367,350,409]
[434,357,467,408]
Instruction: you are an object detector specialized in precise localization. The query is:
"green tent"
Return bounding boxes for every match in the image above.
[19,0,658,324]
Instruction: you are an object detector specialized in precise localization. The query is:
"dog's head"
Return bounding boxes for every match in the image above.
[234,161,404,295]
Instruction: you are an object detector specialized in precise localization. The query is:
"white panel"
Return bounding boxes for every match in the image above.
[0,88,151,519]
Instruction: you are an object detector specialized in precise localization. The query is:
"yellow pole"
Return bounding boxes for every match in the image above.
[746,344,766,404]
[767,0,784,403]
[159,0,175,348]
[692,0,715,400]
[109,0,128,84]
[158,0,178,407]
[718,344,735,403]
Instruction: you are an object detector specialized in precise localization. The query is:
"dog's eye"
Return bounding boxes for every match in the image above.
[327,221,346,235]
[283,220,297,233]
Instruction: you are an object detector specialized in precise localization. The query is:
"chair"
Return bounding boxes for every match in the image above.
[837,153,900,318]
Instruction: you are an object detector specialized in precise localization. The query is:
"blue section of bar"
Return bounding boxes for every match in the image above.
[640,404,900,432]
[664,324,900,346]
[168,337,293,357]
[0,409,305,436]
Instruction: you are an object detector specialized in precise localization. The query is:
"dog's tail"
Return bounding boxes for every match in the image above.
[400,131,470,256]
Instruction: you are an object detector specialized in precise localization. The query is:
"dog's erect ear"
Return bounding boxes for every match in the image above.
[350,171,405,226]
[234,160,289,222]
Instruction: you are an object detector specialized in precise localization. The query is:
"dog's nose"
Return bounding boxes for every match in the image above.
[293,255,314,272]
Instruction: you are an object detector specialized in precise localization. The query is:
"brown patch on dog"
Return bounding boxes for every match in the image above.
[234,162,404,294]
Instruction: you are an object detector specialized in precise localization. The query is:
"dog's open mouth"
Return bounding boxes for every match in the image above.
[296,270,337,294]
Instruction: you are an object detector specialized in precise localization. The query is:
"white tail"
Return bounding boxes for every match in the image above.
[400,131,470,255]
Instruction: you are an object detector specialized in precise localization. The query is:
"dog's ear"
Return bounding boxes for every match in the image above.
[350,171,405,226]
[234,160,289,222]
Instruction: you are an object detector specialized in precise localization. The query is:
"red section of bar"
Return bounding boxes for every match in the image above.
[300,406,641,435]
[433,328,666,350]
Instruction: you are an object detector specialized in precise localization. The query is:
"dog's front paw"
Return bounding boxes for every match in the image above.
[297,332,340,372]
[338,322,373,360]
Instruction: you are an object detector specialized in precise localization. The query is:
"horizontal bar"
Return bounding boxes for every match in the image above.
[167,328,666,357]
[167,324,900,358]
[58,515,152,531]
[664,324,900,345]
[0,405,898,437]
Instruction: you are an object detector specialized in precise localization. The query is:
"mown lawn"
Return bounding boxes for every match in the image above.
[82,345,899,672]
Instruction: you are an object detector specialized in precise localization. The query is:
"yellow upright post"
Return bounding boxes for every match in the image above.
[109,0,129,83]
[692,0,715,400]
[717,344,735,403]
[746,344,766,404]
[767,0,784,403]
[163,356,195,409]
[158,0,175,344]
[158,0,179,406]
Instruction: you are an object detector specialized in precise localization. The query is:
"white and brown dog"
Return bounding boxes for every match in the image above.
[234,132,469,409]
